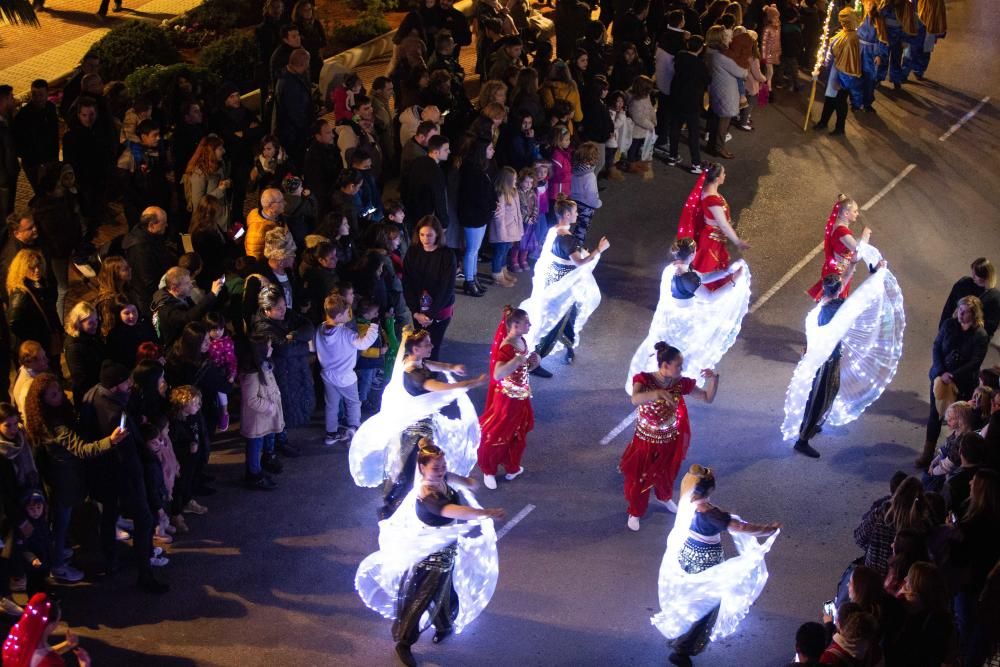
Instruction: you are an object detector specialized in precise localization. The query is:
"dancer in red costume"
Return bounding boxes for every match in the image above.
[806,194,871,301]
[677,165,750,292]
[478,306,540,490]
[620,342,719,531]
[2,594,91,667]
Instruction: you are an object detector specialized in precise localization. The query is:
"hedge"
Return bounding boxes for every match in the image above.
[197,33,258,93]
[124,63,221,100]
[91,21,180,82]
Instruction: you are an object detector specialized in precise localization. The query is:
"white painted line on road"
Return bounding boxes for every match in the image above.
[748,163,917,315]
[599,409,638,445]
[939,96,990,142]
[496,503,536,540]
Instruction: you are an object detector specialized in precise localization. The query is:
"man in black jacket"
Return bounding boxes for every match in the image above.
[269,24,303,93]
[0,85,18,225]
[122,207,176,316]
[117,119,173,230]
[59,52,101,121]
[666,36,710,173]
[12,80,60,195]
[302,119,342,220]
[81,361,167,593]
[150,266,226,349]
[62,96,117,227]
[273,49,313,168]
[402,135,450,235]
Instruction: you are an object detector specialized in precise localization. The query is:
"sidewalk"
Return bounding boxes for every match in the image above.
[0,0,203,96]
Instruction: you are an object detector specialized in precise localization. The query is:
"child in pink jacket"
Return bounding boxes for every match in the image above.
[761,5,782,96]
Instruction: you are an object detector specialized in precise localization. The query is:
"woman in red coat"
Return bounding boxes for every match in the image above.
[807,194,871,301]
[620,342,719,531]
[478,306,540,490]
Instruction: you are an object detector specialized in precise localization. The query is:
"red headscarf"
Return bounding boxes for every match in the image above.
[677,173,708,240]
[3,593,55,667]
[483,306,513,413]
[822,200,844,262]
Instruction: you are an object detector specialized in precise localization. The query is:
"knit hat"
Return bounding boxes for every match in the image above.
[100,359,131,388]
[219,81,240,101]
[263,226,297,260]
[20,489,45,507]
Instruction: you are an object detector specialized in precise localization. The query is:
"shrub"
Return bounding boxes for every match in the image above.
[124,63,221,100]
[333,0,394,49]
[198,33,258,93]
[187,0,264,32]
[91,21,180,82]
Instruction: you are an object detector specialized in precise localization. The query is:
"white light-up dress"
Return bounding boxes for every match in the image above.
[781,244,905,441]
[626,259,751,393]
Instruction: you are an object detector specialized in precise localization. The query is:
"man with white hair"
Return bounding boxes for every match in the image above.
[246,188,286,260]
[150,266,226,348]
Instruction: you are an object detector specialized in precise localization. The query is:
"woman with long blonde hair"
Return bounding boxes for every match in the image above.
[6,249,61,362]
[94,256,133,338]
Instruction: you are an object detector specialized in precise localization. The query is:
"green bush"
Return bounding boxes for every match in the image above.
[198,33,258,93]
[187,0,264,32]
[92,21,180,82]
[124,63,220,99]
[332,0,392,49]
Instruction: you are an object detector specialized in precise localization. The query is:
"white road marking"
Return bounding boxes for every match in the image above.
[939,96,990,142]
[748,163,917,315]
[599,409,638,445]
[496,503,536,540]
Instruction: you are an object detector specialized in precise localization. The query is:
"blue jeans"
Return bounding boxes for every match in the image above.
[51,504,73,569]
[246,433,277,474]
[491,242,513,273]
[357,368,378,405]
[462,226,487,282]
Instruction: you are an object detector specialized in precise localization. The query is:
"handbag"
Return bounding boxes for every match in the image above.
[23,286,63,357]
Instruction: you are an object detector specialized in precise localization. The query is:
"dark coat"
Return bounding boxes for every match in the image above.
[496,124,539,172]
[32,421,115,507]
[12,101,60,172]
[106,319,158,368]
[7,281,60,353]
[403,155,450,228]
[579,82,615,143]
[61,122,117,200]
[164,354,231,433]
[402,245,456,320]
[274,69,313,162]
[149,288,220,350]
[938,276,1000,339]
[457,162,497,229]
[929,318,989,397]
[29,192,84,260]
[122,225,176,317]
[209,105,260,173]
[64,332,104,404]
[670,50,711,114]
[302,140,342,219]
[251,312,316,428]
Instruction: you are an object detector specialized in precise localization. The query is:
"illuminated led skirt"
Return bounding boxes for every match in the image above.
[350,343,481,487]
[356,488,499,634]
[521,227,602,355]
[651,495,778,643]
[781,264,905,440]
[626,260,751,393]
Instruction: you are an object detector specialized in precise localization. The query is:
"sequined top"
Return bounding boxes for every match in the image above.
[633,373,696,444]
[497,343,532,400]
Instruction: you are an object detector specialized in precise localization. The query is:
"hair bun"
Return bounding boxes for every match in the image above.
[654,341,668,352]
[837,193,850,203]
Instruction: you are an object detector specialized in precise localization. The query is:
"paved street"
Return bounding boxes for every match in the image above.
[25,0,1000,665]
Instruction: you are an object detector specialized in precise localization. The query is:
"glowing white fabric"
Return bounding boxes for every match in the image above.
[626,260,751,393]
[651,492,779,641]
[349,347,480,487]
[781,255,905,440]
[520,227,603,353]
[355,487,499,633]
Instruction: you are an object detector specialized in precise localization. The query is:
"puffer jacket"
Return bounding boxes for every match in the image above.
[240,363,285,438]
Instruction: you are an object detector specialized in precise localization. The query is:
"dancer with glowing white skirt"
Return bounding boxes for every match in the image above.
[653,465,780,667]
[348,329,486,517]
[783,248,904,458]
[520,197,610,377]
[626,238,750,394]
[355,442,505,667]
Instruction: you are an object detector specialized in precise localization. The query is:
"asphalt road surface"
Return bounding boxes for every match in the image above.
[43,1,1000,665]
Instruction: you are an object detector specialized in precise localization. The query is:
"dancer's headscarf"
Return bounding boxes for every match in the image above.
[3,593,55,667]
[782,246,906,439]
[484,307,513,414]
[677,172,708,240]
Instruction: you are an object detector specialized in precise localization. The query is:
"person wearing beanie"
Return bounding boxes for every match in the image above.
[242,226,305,337]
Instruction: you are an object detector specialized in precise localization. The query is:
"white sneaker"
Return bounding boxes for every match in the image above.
[152,547,164,557]
[150,555,170,567]
[51,564,85,583]
[504,467,524,481]
[483,474,497,490]
[665,499,678,513]
[0,597,24,616]
[627,515,641,532]
[725,132,733,142]
[335,427,357,444]
[183,499,208,515]
[324,432,339,446]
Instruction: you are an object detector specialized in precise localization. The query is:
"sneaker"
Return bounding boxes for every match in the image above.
[62,547,74,560]
[9,576,26,592]
[456,268,465,282]
[627,515,641,531]
[793,440,821,458]
[335,427,357,445]
[51,564,85,583]
[171,514,190,534]
[117,517,134,531]
[563,347,575,365]
[504,467,523,481]
[262,453,284,474]
[164,523,177,535]
[734,122,753,132]
[664,499,678,513]
[0,597,24,616]
[665,155,681,166]
[725,132,733,142]
[152,547,164,557]
[217,411,230,432]
[687,164,705,174]
[483,474,497,490]
[116,528,131,542]
[245,473,278,490]
[150,555,170,567]
[183,499,208,515]
[324,431,340,446]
